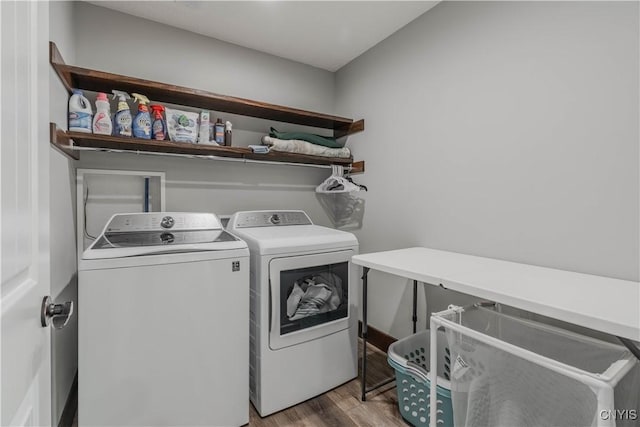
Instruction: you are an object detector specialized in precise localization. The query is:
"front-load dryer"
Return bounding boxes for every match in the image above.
[227,210,359,416]
[78,212,249,427]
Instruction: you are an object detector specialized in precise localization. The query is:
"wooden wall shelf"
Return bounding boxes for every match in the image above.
[50,124,363,169]
[50,42,364,137]
[49,41,365,173]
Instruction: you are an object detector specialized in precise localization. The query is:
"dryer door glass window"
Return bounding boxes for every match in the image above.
[279,261,349,336]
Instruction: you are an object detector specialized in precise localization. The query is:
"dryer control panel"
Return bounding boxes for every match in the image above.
[229,211,312,228]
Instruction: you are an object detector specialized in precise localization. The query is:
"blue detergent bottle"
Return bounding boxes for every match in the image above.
[132,93,151,139]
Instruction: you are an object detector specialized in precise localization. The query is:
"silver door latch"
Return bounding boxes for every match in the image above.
[41,296,74,329]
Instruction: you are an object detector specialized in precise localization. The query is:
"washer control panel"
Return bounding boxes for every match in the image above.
[231,211,312,228]
[105,213,222,232]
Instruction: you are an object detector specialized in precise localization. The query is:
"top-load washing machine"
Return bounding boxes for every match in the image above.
[227,210,359,416]
[78,212,250,427]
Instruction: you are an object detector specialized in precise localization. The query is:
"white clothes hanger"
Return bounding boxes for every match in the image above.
[315,165,360,193]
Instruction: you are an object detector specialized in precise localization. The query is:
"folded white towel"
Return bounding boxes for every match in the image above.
[261,136,351,158]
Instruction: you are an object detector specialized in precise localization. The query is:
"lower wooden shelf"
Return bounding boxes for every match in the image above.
[50,123,364,173]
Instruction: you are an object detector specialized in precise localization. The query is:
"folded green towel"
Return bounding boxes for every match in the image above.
[269,127,344,149]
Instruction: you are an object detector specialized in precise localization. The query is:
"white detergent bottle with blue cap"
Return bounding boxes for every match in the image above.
[68,89,93,133]
[132,93,151,139]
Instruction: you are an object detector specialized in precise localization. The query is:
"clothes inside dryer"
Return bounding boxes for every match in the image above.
[280,261,348,335]
[286,272,343,320]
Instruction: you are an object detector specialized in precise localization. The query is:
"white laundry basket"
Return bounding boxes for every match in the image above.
[431,305,639,427]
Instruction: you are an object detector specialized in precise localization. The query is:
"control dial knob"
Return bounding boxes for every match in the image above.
[160,232,175,244]
[160,216,175,229]
[269,214,281,225]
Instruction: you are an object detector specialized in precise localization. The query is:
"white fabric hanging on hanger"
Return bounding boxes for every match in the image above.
[315,165,360,194]
[315,165,365,229]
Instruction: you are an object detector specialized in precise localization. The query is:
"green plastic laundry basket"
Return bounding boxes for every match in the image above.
[387,330,454,427]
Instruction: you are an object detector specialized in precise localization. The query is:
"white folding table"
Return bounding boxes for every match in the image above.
[352,247,640,425]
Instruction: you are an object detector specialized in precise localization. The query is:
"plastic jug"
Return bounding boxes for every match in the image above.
[68,89,93,133]
[112,90,132,137]
[132,93,151,139]
[92,92,113,135]
[150,105,167,141]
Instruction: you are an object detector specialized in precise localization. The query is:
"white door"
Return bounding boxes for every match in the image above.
[1,1,52,426]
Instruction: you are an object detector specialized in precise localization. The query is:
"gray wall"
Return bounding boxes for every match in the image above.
[336,1,639,337]
[49,1,78,425]
[72,2,338,224]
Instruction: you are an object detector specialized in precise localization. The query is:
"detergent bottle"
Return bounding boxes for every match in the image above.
[92,92,113,135]
[224,120,233,146]
[132,93,151,139]
[150,105,167,141]
[112,90,132,137]
[198,110,210,144]
[68,89,93,133]
[214,118,225,145]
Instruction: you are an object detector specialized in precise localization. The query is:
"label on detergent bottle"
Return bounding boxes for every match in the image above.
[69,111,92,131]
[93,112,111,135]
[152,119,165,140]
[133,114,151,139]
[115,111,132,137]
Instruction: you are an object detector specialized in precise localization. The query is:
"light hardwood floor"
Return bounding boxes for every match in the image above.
[72,341,405,426]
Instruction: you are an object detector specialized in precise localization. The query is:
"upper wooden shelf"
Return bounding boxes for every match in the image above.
[50,42,364,138]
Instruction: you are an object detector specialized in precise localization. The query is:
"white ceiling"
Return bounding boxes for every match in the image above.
[86,1,438,72]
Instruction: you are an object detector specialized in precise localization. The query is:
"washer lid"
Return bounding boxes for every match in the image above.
[83,212,247,259]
